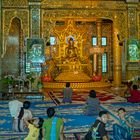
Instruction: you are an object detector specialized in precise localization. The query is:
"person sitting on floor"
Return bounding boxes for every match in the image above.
[62,82,73,103]
[84,110,110,140]
[84,90,100,116]
[9,100,32,132]
[127,84,140,103]
[18,101,32,132]
[24,117,44,140]
[42,107,64,140]
[113,107,133,140]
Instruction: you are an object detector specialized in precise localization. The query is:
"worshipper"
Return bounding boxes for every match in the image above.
[24,117,44,140]
[84,90,100,116]
[84,110,110,140]
[62,82,73,103]
[124,81,132,98]
[18,101,32,132]
[9,99,23,131]
[113,107,133,140]
[42,107,64,140]
[9,100,32,132]
[127,84,140,103]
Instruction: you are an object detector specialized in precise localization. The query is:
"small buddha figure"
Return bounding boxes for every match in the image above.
[65,38,78,62]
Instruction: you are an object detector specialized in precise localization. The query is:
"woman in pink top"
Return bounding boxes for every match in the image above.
[127,85,140,103]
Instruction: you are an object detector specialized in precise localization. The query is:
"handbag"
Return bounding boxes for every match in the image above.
[84,122,101,140]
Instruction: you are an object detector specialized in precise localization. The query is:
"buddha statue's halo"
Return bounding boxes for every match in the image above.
[66,35,75,44]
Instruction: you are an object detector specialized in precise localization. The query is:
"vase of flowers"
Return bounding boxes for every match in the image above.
[2,75,15,93]
[26,73,35,92]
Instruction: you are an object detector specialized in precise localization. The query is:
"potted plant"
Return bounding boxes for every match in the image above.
[1,75,15,93]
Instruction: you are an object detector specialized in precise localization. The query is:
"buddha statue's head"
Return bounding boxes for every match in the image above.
[68,38,74,46]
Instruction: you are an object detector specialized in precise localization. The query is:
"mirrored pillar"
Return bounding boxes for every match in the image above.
[97,20,102,76]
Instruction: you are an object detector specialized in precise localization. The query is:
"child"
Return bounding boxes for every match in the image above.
[24,117,44,140]
[113,108,133,140]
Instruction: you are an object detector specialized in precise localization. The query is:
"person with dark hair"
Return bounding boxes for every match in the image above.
[18,101,32,132]
[113,107,133,140]
[42,107,64,140]
[94,111,109,140]
[85,110,109,140]
[62,82,73,103]
[9,100,32,132]
[84,90,100,116]
[24,117,44,140]
[127,84,140,103]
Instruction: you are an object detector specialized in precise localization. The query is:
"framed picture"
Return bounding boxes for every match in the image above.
[127,39,140,62]
[27,38,45,63]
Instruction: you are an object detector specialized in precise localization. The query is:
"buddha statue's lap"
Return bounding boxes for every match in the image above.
[64,38,79,63]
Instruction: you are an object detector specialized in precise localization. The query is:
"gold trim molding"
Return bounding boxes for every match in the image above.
[42,10,127,40]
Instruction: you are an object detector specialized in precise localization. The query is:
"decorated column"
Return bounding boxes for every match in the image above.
[126,3,139,80]
[0,0,1,87]
[28,0,42,91]
[29,0,41,38]
[127,4,138,38]
[97,20,102,76]
[93,54,97,73]
[113,19,122,86]
[0,0,1,55]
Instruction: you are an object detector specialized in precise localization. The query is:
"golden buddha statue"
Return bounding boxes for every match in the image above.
[64,38,78,62]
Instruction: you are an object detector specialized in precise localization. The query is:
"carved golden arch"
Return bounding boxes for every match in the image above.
[2,10,29,56]
[42,9,127,41]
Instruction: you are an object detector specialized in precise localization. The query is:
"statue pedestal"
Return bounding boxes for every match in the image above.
[57,63,88,73]
[55,71,91,82]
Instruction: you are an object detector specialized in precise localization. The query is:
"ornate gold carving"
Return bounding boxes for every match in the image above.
[115,12,127,39]
[52,20,86,59]
[31,8,40,37]
[3,10,29,36]
[2,10,29,55]
[3,0,28,7]
[128,6,138,38]
[138,12,140,39]
[43,81,111,90]
[41,0,126,10]
[42,9,127,45]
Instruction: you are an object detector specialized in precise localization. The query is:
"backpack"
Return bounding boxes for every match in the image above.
[84,122,100,140]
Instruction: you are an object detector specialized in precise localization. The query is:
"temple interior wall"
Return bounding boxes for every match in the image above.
[0,0,139,85]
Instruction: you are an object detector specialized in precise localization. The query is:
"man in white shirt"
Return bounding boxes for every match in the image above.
[9,100,23,131]
[9,100,32,132]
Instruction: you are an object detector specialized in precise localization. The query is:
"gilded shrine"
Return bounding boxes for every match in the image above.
[0,0,139,90]
[44,20,92,82]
